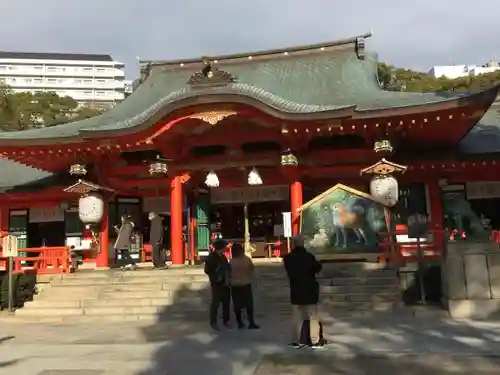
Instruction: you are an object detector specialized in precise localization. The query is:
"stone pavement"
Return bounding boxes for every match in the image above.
[1,311,500,374]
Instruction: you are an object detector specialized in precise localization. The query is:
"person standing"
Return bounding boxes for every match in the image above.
[114,214,137,271]
[283,234,323,348]
[204,239,231,330]
[149,212,166,269]
[230,243,260,330]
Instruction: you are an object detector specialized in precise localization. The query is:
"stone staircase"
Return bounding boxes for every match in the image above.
[14,262,401,322]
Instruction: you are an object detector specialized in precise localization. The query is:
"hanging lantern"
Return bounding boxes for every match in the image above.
[281,149,298,167]
[360,158,407,207]
[369,175,399,207]
[69,164,87,176]
[205,170,220,188]
[248,168,263,186]
[78,192,104,224]
[149,161,168,176]
[373,139,394,154]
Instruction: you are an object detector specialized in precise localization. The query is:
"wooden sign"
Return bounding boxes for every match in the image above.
[2,235,19,257]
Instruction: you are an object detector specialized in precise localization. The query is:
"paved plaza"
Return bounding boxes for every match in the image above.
[1,310,500,374]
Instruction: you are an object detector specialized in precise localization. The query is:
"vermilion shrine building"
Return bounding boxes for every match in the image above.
[0,32,499,270]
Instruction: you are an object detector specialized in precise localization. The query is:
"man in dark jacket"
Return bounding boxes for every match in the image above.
[149,212,165,269]
[204,239,231,330]
[283,234,322,348]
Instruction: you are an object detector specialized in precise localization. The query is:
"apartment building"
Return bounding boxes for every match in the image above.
[429,60,500,79]
[0,52,126,108]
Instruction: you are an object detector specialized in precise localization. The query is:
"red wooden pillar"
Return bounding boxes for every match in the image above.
[170,176,184,265]
[426,179,444,248]
[290,181,303,235]
[96,201,109,268]
[0,205,8,238]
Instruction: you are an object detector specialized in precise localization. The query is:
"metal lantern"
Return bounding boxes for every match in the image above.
[78,192,104,224]
[149,161,168,176]
[369,175,399,207]
[373,139,394,154]
[281,150,298,167]
[69,164,87,176]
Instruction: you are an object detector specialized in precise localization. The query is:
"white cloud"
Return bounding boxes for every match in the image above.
[1,0,498,78]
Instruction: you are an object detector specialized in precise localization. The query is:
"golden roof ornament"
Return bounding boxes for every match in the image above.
[360,158,407,176]
[187,57,236,88]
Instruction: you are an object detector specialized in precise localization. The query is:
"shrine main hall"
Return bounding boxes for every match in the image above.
[0,32,499,268]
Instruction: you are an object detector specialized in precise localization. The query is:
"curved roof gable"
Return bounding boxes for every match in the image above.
[0,32,498,143]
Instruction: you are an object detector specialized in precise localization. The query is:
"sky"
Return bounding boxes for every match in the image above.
[1,0,498,79]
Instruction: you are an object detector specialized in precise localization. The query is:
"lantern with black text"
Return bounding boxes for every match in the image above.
[360,158,407,207]
[78,192,104,224]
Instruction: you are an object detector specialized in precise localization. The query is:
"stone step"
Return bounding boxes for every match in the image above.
[28,290,400,311]
[15,299,399,320]
[37,282,397,302]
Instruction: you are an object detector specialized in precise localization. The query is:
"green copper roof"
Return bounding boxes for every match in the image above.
[0,158,53,189]
[0,33,497,142]
[461,102,500,154]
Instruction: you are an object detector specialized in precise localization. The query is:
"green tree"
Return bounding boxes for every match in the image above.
[0,85,105,131]
[378,63,500,93]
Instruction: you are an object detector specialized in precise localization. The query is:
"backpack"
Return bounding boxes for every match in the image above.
[299,320,327,347]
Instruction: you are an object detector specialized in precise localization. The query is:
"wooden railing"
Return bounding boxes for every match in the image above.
[0,246,71,275]
[378,228,445,264]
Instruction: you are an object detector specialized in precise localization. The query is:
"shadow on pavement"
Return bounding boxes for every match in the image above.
[0,336,15,345]
[133,262,500,374]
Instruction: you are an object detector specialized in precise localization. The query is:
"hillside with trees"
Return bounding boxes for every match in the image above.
[0,84,104,131]
[378,63,500,93]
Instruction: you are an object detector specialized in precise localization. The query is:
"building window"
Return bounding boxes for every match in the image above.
[96,79,105,84]
[97,68,106,72]
[84,91,92,95]
[96,91,105,96]
[47,67,57,72]
[83,79,92,84]
[47,79,56,83]
[33,66,42,70]
[34,79,42,84]
[25,79,33,84]
[0,66,5,71]
[83,67,92,71]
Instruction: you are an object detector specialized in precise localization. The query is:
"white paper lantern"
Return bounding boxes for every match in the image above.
[370,175,399,207]
[205,170,220,188]
[78,193,104,224]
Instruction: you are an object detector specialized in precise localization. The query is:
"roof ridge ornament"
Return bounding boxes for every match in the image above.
[355,37,365,60]
[187,57,236,88]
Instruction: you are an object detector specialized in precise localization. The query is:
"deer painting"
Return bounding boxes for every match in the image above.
[331,203,368,248]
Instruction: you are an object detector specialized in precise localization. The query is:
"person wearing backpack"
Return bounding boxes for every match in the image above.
[283,234,323,349]
[204,239,231,330]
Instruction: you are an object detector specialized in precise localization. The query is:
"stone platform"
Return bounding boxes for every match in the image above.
[1,311,500,374]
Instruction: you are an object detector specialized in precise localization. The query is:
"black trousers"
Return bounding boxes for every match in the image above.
[152,242,165,267]
[210,285,231,325]
[231,284,256,325]
[117,249,136,267]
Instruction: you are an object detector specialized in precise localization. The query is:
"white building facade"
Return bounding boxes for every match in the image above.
[429,60,500,79]
[0,52,126,108]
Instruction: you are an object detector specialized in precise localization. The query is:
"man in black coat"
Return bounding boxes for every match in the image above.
[148,212,165,269]
[283,234,322,348]
[204,239,231,330]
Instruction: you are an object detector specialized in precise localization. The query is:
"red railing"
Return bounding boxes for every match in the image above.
[378,228,445,264]
[0,246,71,274]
